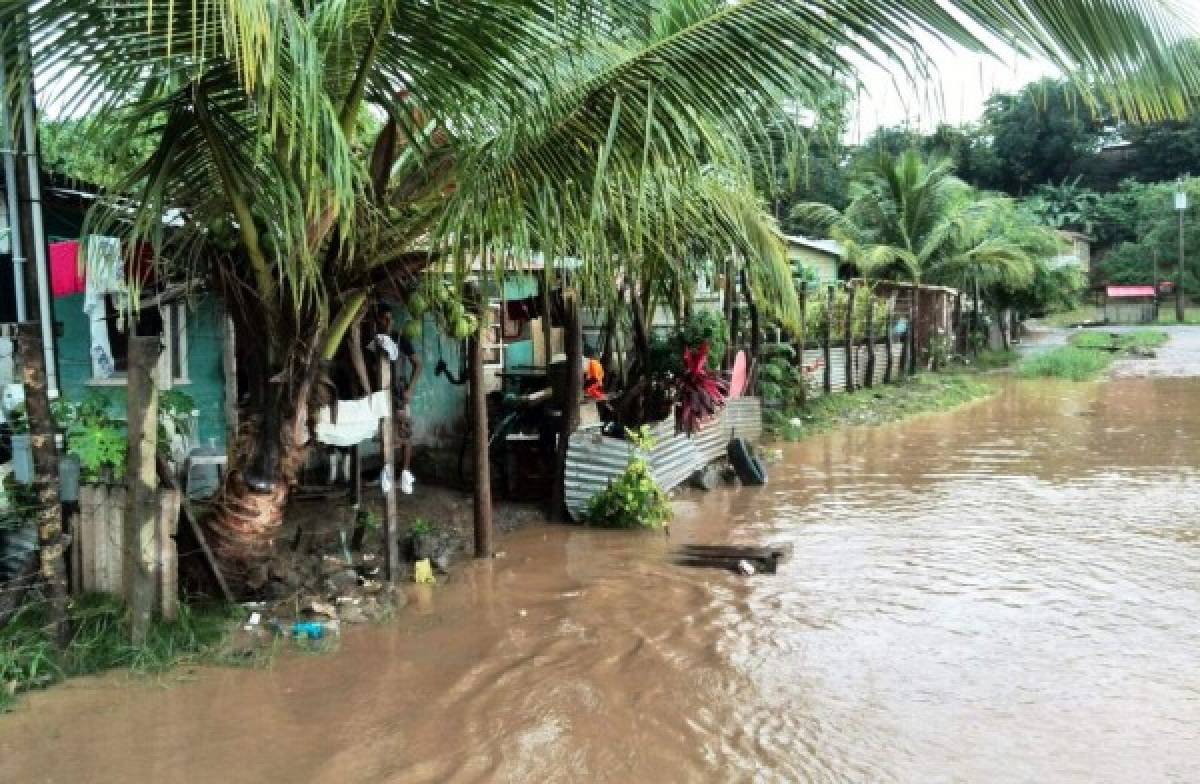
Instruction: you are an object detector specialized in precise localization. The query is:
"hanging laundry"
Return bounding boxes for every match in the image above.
[314,390,392,447]
[49,241,85,297]
[82,236,124,379]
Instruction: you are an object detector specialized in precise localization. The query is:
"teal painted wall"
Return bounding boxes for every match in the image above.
[386,273,541,448]
[56,293,228,448]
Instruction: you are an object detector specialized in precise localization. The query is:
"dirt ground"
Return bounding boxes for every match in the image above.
[189,471,548,644]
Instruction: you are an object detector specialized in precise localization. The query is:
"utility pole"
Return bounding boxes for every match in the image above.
[1176,176,1188,323]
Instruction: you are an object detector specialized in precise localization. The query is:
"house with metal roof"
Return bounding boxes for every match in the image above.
[1103,285,1157,324]
[784,235,843,287]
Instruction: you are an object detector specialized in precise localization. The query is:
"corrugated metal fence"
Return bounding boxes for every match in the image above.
[800,342,904,398]
[564,396,763,520]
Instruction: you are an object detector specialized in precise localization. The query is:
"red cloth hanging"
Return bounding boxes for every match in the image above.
[49,241,85,297]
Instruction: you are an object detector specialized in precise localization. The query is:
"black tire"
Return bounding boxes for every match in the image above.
[728,437,767,486]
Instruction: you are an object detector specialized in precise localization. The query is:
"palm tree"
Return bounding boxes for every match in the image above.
[7,0,1199,589]
[794,151,1055,371]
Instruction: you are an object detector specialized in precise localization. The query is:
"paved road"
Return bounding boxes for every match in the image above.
[1019,322,1200,377]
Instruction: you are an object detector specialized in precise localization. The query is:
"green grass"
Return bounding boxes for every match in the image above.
[767,373,995,441]
[1016,346,1113,381]
[964,349,1019,370]
[1069,330,1169,350]
[1,594,248,711]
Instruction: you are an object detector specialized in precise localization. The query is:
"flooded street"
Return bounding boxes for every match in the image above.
[4,376,1200,783]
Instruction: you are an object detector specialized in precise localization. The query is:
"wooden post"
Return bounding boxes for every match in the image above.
[125,335,161,642]
[379,357,401,581]
[843,283,856,393]
[16,323,68,647]
[467,283,494,555]
[908,282,920,376]
[222,311,238,447]
[739,269,761,394]
[724,257,738,370]
[551,289,582,521]
[797,282,808,406]
[952,292,964,356]
[157,487,181,621]
[541,267,554,368]
[822,285,833,395]
[864,294,876,388]
[884,300,895,384]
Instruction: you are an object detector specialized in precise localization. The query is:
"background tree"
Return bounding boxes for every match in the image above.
[975,78,1108,195]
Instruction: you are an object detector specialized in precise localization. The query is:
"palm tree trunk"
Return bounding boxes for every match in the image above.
[204,313,322,595]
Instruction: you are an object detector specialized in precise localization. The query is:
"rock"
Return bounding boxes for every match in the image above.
[305,599,338,619]
[689,464,721,491]
[327,568,359,593]
[339,604,369,624]
[320,555,351,577]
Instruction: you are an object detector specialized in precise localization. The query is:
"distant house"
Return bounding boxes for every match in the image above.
[1104,285,1158,324]
[785,235,842,287]
[1053,230,1092,276]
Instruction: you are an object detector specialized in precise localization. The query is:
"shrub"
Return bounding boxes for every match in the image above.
[1017,346,1112,381]
[584,427,672,529]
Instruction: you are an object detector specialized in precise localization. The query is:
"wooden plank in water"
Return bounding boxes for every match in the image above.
[677,543,793,561]
[675,542,793,575]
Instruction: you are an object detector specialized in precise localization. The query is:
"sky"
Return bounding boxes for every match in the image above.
[846,0,1200,142]
[848,48,1053,142]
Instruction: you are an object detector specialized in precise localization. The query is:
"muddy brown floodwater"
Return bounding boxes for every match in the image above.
[4,377,1200,783]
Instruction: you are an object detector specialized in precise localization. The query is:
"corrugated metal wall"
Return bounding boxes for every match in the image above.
[800,342,905,398]
[564,396,763,520]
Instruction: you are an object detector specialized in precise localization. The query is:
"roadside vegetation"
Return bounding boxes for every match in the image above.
[767,374,995,441]
[1018,329,1169,380]
[1,595,247,712]
[1017,346,1115,380]
[1069,330,1169,350]
[965,349,1020,371]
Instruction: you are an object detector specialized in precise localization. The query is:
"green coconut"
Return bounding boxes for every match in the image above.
[452,316,476,339]
[406,291,428,316]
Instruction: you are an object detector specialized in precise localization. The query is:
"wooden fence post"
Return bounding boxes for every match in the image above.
[908,283,921,376]
[884,300,895,384]
[125,335,161,642]
[864,295,876,388]
[378,357,400,581]
[822,285,833,395]
[843,283,856,393]
[467,283,494,555]
[16,323,68,647]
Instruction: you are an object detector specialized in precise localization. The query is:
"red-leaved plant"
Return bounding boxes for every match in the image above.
[675,342,727,435]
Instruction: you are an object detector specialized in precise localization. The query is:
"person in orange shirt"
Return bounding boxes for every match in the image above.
[582,347,605,401]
